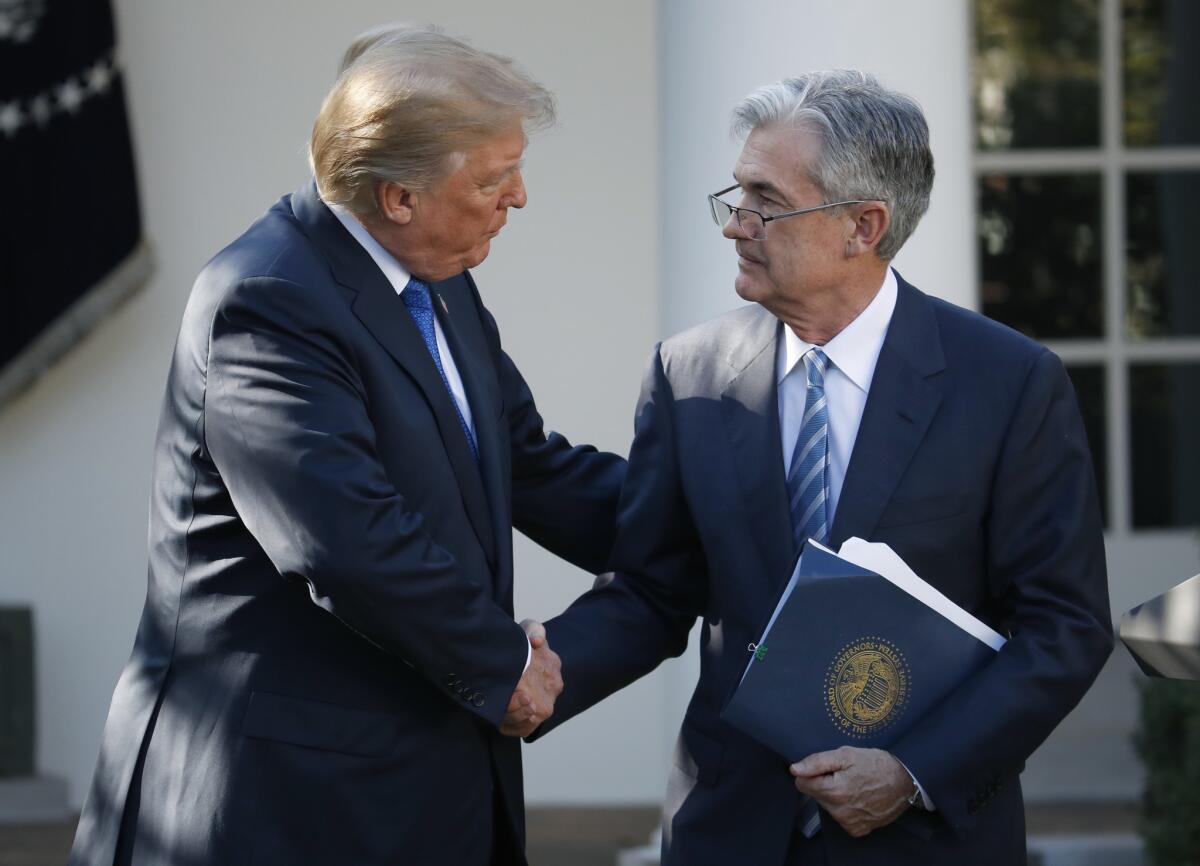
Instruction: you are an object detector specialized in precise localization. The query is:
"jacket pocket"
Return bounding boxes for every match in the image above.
[241,690,400,758]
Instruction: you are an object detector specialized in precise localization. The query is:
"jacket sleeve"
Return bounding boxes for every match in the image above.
[531,344,708,737]
[204,276,529,729]
[889,349,1114,836]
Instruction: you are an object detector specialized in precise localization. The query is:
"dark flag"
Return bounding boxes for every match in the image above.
[0,0,150,405]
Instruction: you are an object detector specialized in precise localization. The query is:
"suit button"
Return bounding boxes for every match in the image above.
[455,683,467,695]
[472,694,485,707]
[444,673,458,687]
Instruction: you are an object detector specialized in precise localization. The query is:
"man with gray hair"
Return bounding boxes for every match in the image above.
[68,24,623,866]
[527,71,1112,864]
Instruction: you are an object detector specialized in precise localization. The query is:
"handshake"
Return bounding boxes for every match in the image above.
[501,620,561,737]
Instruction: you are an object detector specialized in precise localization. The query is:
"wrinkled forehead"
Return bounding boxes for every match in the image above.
[733,122,823,200]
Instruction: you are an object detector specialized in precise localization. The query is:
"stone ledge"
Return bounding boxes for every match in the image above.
[0,777,71,825]
[1027,833,1142,866]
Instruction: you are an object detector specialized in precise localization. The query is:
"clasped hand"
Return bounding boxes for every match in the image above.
[501,620,562,737]
[790,746,913,838]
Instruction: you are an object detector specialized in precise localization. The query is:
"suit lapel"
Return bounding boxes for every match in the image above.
[720,310,795,596]
[831,276,945,546]
[429,280,508,582]
[290,183,497,568]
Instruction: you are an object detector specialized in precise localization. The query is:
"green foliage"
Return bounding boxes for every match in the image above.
[1134,677,1200,865]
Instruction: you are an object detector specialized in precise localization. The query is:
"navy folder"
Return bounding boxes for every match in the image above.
[721,544,999,761]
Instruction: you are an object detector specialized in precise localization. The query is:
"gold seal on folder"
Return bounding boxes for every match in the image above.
[824,637,910,738]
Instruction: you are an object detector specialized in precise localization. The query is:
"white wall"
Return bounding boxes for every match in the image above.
[0,0,662,809]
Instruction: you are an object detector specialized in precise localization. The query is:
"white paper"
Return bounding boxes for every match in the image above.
[836,537,1007,651]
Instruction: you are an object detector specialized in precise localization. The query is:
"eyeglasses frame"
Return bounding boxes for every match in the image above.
[707,184,887,239]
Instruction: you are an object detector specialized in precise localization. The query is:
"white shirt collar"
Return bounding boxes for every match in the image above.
[328,203,412,295]
[778,267,898,394]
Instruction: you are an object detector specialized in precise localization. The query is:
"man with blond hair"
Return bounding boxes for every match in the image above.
[529,71,1112,865]
[68,25,623,866]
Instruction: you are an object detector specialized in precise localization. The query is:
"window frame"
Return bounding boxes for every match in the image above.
[972,0,1200,536]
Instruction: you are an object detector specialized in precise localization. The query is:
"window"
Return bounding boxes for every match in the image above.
[973,0,1200,531]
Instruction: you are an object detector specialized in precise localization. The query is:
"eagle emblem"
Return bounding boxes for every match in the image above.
[825,637,910,738]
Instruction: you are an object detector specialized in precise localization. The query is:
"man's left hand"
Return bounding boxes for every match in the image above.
[790,746,913,838]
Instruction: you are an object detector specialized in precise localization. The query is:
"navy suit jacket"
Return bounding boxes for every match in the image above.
[538,275,1113,866]
[68,181,625,866]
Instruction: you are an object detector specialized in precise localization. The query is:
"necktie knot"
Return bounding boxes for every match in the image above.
[402,278,433,312]
[803,348,828,389]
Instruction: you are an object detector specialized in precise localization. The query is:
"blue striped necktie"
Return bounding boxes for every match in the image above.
[785,347,830,838]
[401,278,479,461]
[787,348,830,553]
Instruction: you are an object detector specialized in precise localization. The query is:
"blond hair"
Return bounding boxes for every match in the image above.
[310,24,555,216]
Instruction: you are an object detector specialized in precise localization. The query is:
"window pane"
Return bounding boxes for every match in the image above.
[974,0,1101,149]
[1130,363,1200,528]
[1126,171,1200,338]
[1123,0,1200,147]
[1065,365,1108,528]
[979,174,1104,338]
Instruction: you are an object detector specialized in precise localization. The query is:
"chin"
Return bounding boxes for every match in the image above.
[733,273,764,303]
[462,241,492,271]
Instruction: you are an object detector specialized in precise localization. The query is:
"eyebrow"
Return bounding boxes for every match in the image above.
[734,174,788,202]
[491,159,524,182]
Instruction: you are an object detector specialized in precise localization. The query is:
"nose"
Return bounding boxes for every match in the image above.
[722,209,749,241]
[502,171,527,209]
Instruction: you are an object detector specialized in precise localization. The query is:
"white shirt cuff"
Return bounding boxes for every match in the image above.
[523,637,532,673]
[897,759,936,811]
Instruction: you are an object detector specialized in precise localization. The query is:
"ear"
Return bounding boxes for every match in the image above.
[376,180,416,227]
[844,202,891,258]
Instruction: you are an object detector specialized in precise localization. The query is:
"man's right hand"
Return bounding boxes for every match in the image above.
[501,620,562,737]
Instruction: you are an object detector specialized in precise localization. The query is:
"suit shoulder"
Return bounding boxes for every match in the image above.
[925,293,1049,370]
[175,198,354,366]
[199,197,331,293]
[188,198,345,320]
[648,306,770,397]
[657,305,769,378]
[913,291,1072,425]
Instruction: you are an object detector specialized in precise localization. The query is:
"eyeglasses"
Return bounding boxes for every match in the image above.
[707,184,886,241]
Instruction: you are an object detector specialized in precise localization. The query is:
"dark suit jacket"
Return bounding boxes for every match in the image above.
[68,181,625,866]
[537,275,1113,866]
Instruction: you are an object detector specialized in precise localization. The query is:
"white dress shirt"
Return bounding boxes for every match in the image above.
[776,267,898,527]
[329,203,532,673]
[774,268,934,809]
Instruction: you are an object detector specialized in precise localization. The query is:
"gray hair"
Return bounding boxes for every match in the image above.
[310,24,555,217]
[732,70,933,260]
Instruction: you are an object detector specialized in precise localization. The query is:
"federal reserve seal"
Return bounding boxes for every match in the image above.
[824,637,910,739]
